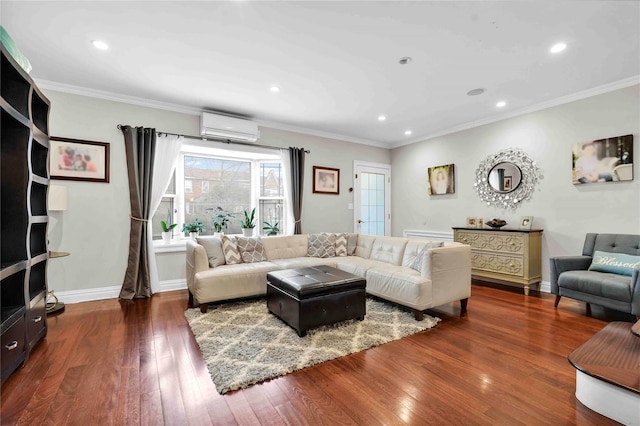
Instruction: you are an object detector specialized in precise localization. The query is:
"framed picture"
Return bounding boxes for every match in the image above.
[503,176,513,191]
[50,137,110,183]
[427,163,455,195]
[467,217,477,228]
[520,216,534,230]
[313,166,339,194]
[572,134,633,185]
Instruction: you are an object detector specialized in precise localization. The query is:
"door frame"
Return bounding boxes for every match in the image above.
[353,161,392,236]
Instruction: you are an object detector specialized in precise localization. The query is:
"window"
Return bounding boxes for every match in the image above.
[151,144,285,239]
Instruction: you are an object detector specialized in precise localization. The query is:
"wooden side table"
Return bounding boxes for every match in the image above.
[47,251,70,315]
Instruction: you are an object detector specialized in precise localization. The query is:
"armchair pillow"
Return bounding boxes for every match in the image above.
[221,235,242,265]
[588,251,640,276]
[236,237,268,263]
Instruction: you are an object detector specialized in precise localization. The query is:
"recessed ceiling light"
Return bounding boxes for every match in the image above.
[467,88,485,96]
[550,42,567,54]
[404,130,412,136]
[91,40,109,50]
[496,101,506,108]
[270,86,280,93]
[399,57,412,65]
[378,115,386,122]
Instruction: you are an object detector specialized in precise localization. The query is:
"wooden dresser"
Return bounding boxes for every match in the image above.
[452,227,543,295]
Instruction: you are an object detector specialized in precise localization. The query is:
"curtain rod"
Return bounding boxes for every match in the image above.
[116,125,310,153]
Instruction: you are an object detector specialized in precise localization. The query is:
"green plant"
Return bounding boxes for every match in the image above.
[182,218,205,234]
[262,221,280,236]
[210,207,234,232]
[240,208,256,229]
[160,220,177,233]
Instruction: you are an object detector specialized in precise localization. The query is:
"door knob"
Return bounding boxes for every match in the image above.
[357,220,365,224]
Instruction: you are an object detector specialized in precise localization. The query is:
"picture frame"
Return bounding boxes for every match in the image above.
[572,134,633,185]
[427,163,455,195]
[50,137,110,183]
[503,176,513,191]
[520,216,534,230]
[313,166,340,194]
[467,217,477,228]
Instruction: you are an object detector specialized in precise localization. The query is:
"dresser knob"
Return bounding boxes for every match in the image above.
[5,341,18,351]
[510,242,515,246]
[510,264,515,267]
[463,238,468,243]
[33,316,42,323]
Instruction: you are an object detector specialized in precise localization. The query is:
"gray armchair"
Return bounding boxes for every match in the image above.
[550,233,640,317]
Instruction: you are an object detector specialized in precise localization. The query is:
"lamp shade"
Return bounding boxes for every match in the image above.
[48,185,68,211]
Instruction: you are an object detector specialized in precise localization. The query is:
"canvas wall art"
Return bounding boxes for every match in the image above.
[428,163,455,195]
[572,134,633,185]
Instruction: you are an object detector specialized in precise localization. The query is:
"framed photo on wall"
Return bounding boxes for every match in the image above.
[427,163,455,195]
[50,137,110,183]
[571,134,633,185]
[313,166,340,194]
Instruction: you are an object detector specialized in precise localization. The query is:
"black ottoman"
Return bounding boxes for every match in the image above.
[267,265,366,337]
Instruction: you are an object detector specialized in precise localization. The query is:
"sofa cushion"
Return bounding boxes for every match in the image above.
[335,233,348,257]
[347,233,358,256]
[558,270,632,302]
[588,251,640,277]
[236,237,268,263]
[369,236,408,266]
[365,267,432,310]
[221,235,242,265]
[262,235,308,260]
[335,257,389,277]
[307,233,336,258]
[196,236,226,268]
[271,257,337,270]
[355,234,376,259]
[409,242,444,272]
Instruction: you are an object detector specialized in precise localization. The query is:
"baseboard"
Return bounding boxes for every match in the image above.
[54,279,188,304]
[403,229,454,241]
[539,281,551,294]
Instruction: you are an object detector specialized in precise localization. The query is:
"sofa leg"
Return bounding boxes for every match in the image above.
[460,298,468,316]
[554,295,561,308]
[413,310,424,321]
[200,304,209,314]
[585,303,591,317]
[188,291,199,309]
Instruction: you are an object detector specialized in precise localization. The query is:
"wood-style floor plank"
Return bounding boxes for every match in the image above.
[1,282,632,425]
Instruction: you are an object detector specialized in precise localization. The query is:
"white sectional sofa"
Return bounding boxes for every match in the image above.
[186,233,471,320]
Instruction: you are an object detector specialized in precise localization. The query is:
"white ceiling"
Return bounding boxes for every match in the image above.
[2,1,639,148]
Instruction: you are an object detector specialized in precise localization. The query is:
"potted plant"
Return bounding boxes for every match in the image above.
[262,221,280,236]
[240,208,256,237]
[182,218,205,239]
[210,207,234,238]
[160,220,177,244]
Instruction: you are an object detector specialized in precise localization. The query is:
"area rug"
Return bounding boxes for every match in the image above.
[184,298,440,394]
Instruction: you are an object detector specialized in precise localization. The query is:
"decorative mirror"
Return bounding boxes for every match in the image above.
[474,148,542,210]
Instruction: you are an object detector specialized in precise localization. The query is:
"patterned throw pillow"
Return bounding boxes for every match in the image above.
[307,233,336,258]
[410,242,444,273]
[236,237,268,263]
[221,235,242,265]
[335,233,348,257]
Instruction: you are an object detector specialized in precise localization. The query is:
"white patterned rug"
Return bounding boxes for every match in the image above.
[184,298,440,394]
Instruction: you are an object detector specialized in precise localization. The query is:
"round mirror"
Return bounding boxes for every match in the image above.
[488,162,522,193]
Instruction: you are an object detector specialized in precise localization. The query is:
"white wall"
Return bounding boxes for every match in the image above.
[44,90,390,297]
[391,85,640,283]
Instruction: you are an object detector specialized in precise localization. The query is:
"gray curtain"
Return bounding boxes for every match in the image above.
[119,126,156,299]
[288,147,306,234]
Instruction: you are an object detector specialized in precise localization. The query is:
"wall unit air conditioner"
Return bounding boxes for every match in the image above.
[200,112,260,142]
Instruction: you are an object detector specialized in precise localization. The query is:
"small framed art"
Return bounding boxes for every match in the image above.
[313,166,340,194]
[520,216,534,230]
[467,217,477,228]
[50,137,110,183]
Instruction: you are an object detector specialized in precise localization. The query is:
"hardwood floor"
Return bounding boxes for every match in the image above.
[1,283,634,425]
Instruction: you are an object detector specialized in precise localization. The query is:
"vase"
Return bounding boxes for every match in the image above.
[190,232,199,240]
[162,232,172,244]
[242,228,254,237]
[213,232,224,239]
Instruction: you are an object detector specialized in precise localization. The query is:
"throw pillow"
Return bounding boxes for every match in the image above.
[307,233,336,258]
[236,237,268,263]
[221,235,242,265]
[347,233,358,256]
[335,233,348,257]
[196,236,226,268]
[410,242,444,273]
[588,251,640,277]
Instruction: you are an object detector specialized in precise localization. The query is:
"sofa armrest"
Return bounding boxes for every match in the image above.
[424,245,472,307]
[631,270,640,316]
[186,239,209,294]
[549,256,592,294]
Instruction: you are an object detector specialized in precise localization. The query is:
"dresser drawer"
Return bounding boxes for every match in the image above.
[27,295,47,346]
[1,316,26,381]
[471,252,525,277]
[456,231,525,254]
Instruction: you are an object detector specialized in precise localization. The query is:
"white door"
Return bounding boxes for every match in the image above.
[354,161,391,236]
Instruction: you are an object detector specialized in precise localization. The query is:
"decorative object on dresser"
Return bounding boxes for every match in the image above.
[519,216,534,230]
[466,217,477,228]
[427,163,455,195]
[453,227,543,295]
[485,218,507,229]
[312,166,340,194]
[572,134,633,185]
[1,44,51,383]
[49,137,110,183]
[185,297,439,394]
[474,148,542,210]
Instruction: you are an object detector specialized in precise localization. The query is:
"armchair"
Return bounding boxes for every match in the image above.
[550,233,640,317]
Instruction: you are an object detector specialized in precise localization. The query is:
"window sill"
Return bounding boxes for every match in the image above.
[153,238,188,253]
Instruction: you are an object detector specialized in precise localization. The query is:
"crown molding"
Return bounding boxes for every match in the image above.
[35,79,387,149]
[389,75,640,149]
